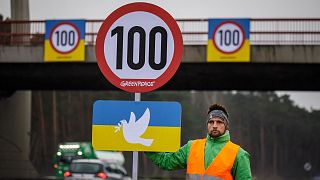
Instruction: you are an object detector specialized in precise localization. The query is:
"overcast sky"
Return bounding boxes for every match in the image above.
[1,0,320,111]
[1,0,320,19]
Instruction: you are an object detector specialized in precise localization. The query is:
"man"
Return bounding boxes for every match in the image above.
[146,103,252,180]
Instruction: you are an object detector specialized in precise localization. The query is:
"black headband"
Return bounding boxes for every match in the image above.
[207,110,229,125]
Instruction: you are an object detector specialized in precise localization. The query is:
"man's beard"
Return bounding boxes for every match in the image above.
[209,129,226,138]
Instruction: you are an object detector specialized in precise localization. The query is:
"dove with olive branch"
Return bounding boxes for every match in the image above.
[114,108,154,147]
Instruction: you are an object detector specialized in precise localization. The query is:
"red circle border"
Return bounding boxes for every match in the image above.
[49,22,81,54]
[95,2,183,93]
[212,21,245,54]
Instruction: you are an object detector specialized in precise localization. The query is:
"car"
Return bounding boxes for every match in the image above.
[64,159,131,180]
[64,159,107,180]
[104,163,131,180]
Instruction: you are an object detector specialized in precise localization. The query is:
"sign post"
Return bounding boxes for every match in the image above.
[94,2,183,180]
[133,93,140,180]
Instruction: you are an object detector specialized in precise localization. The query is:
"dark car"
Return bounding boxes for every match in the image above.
[64,159,131,180]
[64,159,107,180]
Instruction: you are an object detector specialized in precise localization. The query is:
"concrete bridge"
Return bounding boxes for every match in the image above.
[1,44,320,90]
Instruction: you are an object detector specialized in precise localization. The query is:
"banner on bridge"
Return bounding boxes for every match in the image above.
[44,20,85,62]
[207,19,250,62]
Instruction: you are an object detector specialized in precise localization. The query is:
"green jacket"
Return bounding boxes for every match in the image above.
[145,131,252,180]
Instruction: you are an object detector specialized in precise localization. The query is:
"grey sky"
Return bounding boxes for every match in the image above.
[1,0,320,19]
[276,91,320,111]
[1,0,320,110]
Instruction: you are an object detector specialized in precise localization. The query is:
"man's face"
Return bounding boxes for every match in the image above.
[207,117,226,138]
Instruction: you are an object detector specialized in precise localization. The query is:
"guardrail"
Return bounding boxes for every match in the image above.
[1,19,320,45]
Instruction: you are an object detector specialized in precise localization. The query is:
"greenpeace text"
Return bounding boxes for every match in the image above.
[120,81,155,87]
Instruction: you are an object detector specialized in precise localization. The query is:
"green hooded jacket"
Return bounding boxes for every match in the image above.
[145,131,252,180]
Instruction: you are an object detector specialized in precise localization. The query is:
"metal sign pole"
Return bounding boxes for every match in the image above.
[132,93,141,180]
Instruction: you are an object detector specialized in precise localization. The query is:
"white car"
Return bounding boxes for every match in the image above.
[104,163,131,180]
[64,159,131,180]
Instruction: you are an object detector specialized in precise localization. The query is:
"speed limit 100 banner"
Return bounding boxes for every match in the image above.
[207,19,250,62]
[44,20,85,62]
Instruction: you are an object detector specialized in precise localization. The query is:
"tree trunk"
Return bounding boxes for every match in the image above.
[52,91,58,147]
[272,125,278,175]
[259,118,265,174]
[78,91,85,139]
[38,91,47,156]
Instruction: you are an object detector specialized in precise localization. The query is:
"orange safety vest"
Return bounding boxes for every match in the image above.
[186,139,240,180]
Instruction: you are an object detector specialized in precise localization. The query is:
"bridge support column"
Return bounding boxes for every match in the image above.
[10,0,30,45]
[0,91,38,178]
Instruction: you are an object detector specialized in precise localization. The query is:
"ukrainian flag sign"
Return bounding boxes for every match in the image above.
[44,20,85,62]
[207,19,250,62]
[92,100,181,152]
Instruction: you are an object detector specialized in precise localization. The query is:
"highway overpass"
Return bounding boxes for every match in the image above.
[1,45,320,90]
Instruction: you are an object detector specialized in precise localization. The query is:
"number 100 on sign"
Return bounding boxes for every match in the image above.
[104,12,174,79]
[111,25,168,71]
[96,3,183,92]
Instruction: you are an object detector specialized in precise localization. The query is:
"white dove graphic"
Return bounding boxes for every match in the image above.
[114,108,154,147]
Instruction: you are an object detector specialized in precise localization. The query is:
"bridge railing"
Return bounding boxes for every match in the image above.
[1,19,320,45]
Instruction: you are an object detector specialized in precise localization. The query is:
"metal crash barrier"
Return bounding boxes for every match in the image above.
[1,18,320,45]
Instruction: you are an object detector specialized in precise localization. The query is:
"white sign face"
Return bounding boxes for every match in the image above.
[50,22,80,53]
[104,11,174,79]
[213,21,245,53]
[95,2,183,93]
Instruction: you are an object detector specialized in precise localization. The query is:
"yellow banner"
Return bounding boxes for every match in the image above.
[44,40,85,62]
[92,125,181,152]
[207,39,250,62]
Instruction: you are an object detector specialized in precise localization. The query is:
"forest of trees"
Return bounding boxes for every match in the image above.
[30,90,320,179]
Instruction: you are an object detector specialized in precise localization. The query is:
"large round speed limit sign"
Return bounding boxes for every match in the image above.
[212,21,245,54]
[50,22,80,54]
[96,2,183,92]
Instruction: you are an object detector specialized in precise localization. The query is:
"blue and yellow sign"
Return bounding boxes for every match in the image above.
[207,19,250,62]
[92,100,181,152]
[44,20,85,62]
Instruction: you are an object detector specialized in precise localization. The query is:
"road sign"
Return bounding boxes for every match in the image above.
[213,21,245,53]
[92,100,181,152]
[207,19,250,62]
[50,22,80,54]
[95,2,183,93]
[44,20,85,62]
